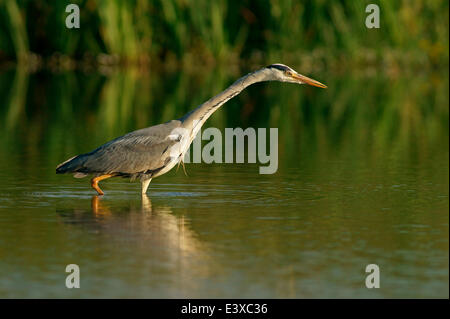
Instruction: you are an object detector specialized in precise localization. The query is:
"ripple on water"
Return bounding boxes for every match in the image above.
[152,191,207,197]
[30,190,207,199]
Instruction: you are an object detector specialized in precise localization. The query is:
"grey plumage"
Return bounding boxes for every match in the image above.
[56,120,182,180]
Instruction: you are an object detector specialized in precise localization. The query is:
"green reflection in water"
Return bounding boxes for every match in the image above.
[0,66,448,298]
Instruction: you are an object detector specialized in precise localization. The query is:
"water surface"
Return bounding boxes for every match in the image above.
[0,68,448,298]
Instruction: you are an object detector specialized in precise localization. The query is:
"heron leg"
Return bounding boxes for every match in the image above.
[90,174,114,195]
[141,178,152,194]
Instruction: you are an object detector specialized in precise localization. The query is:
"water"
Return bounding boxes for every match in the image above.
[0,67,448,298]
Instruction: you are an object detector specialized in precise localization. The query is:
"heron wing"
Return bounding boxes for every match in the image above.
[74,120,183,175]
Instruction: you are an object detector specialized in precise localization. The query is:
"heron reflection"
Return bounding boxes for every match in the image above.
[56,195,216,288]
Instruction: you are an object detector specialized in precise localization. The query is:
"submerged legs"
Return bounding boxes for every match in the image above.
[90,174,114,195]
[90,175,151,195]
[141,178,152,194]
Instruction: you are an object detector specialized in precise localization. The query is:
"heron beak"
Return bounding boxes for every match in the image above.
[292,73,327,88]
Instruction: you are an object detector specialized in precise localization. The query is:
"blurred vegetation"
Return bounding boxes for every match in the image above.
[0,0,448,175]
[0,0,448,70]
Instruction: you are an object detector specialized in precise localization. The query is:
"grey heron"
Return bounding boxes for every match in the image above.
[56,64,326,195]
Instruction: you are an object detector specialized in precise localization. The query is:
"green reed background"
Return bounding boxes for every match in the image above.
[0,0,448,68]
[0,0,448,176]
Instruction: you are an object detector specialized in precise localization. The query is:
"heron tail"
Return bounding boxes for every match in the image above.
[56,154,87,174]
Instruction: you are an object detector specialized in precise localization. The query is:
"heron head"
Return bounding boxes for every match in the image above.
[265,63,327,88]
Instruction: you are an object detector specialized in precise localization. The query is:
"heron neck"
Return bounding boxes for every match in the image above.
[180,69,266,136]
